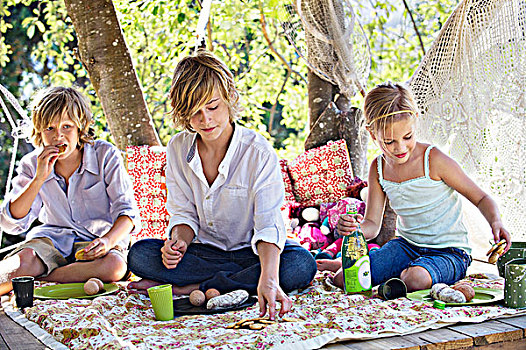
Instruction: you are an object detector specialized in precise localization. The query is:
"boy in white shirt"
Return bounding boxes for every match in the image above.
[127,50,316,319]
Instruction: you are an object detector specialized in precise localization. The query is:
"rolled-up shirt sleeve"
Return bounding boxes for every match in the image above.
[0,156,42,235]
[250,151,286,254]
[165,138,199,240]
[103,147,141,234]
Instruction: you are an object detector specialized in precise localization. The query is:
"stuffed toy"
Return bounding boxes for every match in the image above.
[291,207,333,252]
[314,197,366,260]
[346,176,368,200]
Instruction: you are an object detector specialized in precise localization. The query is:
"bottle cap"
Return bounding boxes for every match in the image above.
[433,300,446,309]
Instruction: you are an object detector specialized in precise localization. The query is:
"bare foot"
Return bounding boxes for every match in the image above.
[316,259,342,272]
[127,278,162,292]
[172,283,199,296]
[332,268,344,289]
[127,279,199,297]
[127,288,149,296]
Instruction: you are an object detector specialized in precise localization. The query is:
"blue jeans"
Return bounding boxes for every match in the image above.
[128,239,317,294]
[370,237,472,286]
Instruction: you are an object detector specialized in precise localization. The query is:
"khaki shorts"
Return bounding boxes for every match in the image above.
[4,237,127,278]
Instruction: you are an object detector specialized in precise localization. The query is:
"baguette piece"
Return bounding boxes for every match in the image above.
[206,289,249,310]
[430,283,466,303]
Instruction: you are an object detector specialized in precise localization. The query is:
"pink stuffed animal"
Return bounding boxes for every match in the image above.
[315,197,366,260]
[292,207,332,252]
[297,223,331,251]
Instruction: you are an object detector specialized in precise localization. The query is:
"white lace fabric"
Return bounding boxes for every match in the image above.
[410,0,526,239]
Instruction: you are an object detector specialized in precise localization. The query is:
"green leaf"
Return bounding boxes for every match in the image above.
[177,13,185,23]
[35,20,45,33]
[52,70,76,83]
[27,24,35,38]
[21,17,34,27]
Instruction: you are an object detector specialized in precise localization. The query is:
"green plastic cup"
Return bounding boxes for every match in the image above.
[147,284,174,321]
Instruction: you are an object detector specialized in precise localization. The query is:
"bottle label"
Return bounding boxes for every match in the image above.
[343,255,372,293]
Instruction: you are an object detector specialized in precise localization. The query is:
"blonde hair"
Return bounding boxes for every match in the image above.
[364,82,418,135]
[169,50,240,132]
[30,86,94,148]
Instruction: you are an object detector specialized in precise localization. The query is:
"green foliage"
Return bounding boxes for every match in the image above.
[0,0,459,164]
[349,0,458,109]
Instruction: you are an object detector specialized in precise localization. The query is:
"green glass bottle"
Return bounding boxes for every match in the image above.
[341,202,371,294]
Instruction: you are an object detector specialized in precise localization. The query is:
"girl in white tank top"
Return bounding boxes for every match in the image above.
[333,82,511,292]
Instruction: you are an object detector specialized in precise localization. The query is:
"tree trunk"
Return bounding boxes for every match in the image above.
[334,94,368,179]
[64,0,160,150]
[306,56,396,245]
[306,70,368,179]
[307,69,335,130]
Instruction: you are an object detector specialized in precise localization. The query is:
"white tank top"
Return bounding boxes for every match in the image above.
[377,146,470,254]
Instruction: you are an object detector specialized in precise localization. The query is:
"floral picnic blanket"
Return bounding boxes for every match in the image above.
[3,272,526,350]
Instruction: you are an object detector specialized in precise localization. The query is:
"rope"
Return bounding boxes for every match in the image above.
[0,84,31,246]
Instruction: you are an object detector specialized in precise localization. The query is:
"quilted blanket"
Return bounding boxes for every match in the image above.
[3,272,526,350]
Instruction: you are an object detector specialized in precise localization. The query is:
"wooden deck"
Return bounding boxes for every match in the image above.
[1,305,525,350]
[0,307,46,349]
[325,315,526,349]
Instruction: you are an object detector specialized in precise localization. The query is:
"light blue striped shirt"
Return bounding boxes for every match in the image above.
[0,140,140,257]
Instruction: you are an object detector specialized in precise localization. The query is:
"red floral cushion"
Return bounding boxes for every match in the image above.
[138,220,169,240]
[279,159,296,203]
[127,146,169,240]
[287,139,354,206]
[127,146,167,197]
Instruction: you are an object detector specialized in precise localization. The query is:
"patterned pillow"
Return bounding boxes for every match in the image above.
[127,146,169,240]
[288,139,354,206]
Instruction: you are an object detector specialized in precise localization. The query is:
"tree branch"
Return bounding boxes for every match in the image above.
[269,69,291,133]
[402,0,425,56]
[259,7,307,85]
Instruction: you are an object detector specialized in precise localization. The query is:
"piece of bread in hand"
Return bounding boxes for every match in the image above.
[486,240,506,256]
[57,144,67,154]
[75,248,87,261]
[487,240,506,264]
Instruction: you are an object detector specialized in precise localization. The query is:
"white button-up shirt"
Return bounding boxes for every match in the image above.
[166,124,286,254]
[0,140,140,257]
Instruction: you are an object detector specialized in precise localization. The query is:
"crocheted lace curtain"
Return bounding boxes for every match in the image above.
[410,0,526,240]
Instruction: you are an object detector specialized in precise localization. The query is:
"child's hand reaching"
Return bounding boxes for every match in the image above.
[491,221,512,254]
[161,239,187,269]
[336,213,363,236]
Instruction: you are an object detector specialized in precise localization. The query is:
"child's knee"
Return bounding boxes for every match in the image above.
[15,248,46,276]
[400,266,432,292]
[97,253,127,282]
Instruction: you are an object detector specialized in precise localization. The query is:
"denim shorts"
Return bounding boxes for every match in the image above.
[370,237,472,286]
